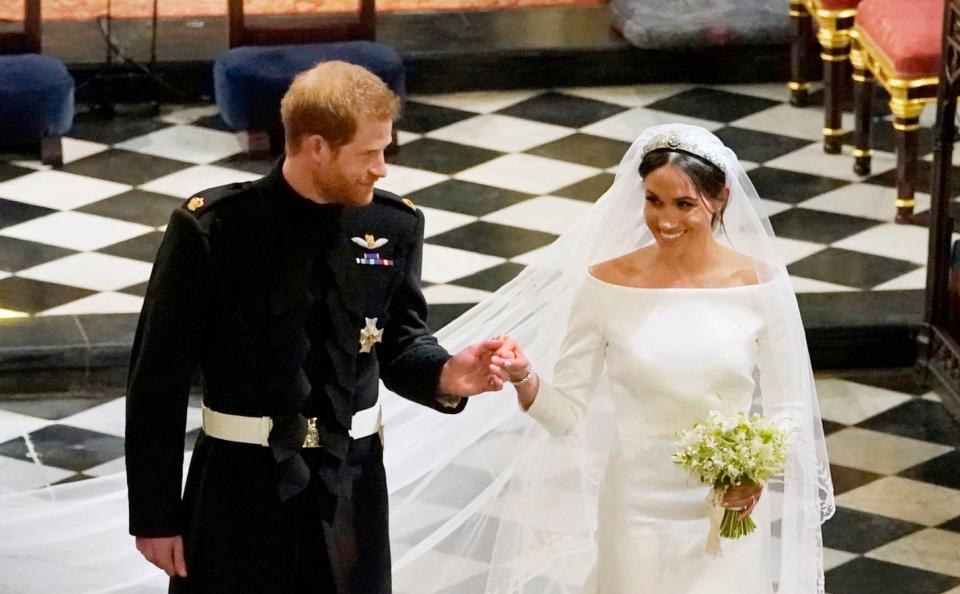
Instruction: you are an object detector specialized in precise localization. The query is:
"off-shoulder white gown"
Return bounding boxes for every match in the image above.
[526,273,779,594]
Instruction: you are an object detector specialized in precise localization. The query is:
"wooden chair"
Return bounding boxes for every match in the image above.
[921,0,960,408]
[849,0,941,222]
[789,0,861,154]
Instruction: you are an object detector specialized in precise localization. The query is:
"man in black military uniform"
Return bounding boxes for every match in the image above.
[125,61,509,593]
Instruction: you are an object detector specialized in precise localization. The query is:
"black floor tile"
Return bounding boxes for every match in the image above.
[396,101,477,134]
[448,261,527,292]
[97,231,166,263]
[0,236,76,272]
[67,110,171,145]
[829,464,885,495]
[427,303,475,332]
[0,424,125,472]
[713,127,813,163]
[825,556,960,594]
[0,277,95,314]
[788,248,921,290]
[497,92,626,128]
[0,162,33,183]
[387,138,501,174]
[0,315,87,350]
[858,399,960,447]
[834,368,931,397]
[0,199,57,231]
[747,167,850,205]
[864,158,960,197]
[53,472,96,485]
[426,221,557,259]
[525,133,632,169]
[77,313,139,345]
[823,507,924,553]
[63,149,193,186]
[770,208,880,244]
[841,123,935,158]
[645,88,779,123]
[821,419,847,436]
[120,281,149,297]
[938,516,960,533]
[406,180,534,216]
[212,153,276,176]
[900,450,960,490]
[77,190,183,227]
[552,172,616,202]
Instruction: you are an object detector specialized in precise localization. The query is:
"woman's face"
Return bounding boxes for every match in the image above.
[643,164,726,249]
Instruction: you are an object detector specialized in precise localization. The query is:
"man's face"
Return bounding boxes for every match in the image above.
[312,117,392,206]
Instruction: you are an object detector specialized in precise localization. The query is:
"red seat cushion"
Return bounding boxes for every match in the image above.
[817,0,861,11]
[856,0,942,78]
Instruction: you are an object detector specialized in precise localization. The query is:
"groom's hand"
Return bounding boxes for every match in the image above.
[136,535,187,577]
[438,337,509,396]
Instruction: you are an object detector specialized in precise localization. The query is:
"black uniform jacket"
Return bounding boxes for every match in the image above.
[125,160,464,539]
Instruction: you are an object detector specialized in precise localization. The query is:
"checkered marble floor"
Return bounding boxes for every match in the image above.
[0,370,958,593]
[0,83,958,330]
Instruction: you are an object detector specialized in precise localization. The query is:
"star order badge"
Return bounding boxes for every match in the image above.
[359,317,384,353]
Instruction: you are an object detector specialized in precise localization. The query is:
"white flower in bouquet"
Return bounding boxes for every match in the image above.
[672,410,789,555]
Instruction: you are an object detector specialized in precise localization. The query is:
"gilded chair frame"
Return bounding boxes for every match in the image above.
[789,0,858,154]
[850,24,938,222]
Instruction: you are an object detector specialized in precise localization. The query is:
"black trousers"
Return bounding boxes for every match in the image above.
[170,434,390,594]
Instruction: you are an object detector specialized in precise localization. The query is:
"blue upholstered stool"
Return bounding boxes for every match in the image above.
[213,40,405,153]
[0,54,74,165]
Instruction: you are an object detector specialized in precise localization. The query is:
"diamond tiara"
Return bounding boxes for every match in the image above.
[640,130,725,172]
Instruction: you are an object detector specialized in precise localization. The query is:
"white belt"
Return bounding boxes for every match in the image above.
[202,402,383,447]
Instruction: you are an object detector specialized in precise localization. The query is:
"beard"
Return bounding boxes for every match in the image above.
[311,167,376,206]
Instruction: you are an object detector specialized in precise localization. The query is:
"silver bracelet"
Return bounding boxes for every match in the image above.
[510,369,534,385]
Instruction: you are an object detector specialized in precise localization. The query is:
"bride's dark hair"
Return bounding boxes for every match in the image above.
[638,148,728,232]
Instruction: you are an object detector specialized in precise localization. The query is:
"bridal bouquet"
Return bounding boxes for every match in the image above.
[672,410,789,555]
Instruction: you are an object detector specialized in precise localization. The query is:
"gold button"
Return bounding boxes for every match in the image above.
[187,196,205,212]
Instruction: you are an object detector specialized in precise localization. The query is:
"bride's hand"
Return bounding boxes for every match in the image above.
[723,483,763,520]
[490,336,540,410]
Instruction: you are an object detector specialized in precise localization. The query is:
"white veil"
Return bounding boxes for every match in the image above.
[386,123,834,594]
[0,124,833,594]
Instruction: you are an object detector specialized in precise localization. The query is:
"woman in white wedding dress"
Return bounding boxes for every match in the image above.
[499,135,793,593]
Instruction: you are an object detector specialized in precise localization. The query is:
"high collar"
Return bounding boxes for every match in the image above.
[265,155,345,219]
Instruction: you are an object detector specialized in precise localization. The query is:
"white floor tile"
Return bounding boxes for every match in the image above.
[427,114,573,153]
[455,154,599,195]
[732,104,855,143]
[822,547,859,572]
[421,244,505,284]
[396,130,422,146]
[826,427,952,475]
[511,244,555,266]
[157,104,220,125]
[10,138,111,170]
[422,284,493,304]
[765,144,897,183]
[410,90,541,113]
[418,206,476,238]
[762,199,798,217]
[791,276,858,293]
[836,476,960,526]
[60,398,127,438]
[0,170,130,210]
[376,165,447,196]
[833,223,931,265]
[872,268,929,291]
[0,456,75,492]
[0,212,152,251]
[714,82,797,103]
[19,253,153,292]
[139,165,262,199]
[481,195,592,235]
[559,84,693,108]
[83,456,127,477]
[0,307,28,319]
[866,528,960,578]
[816,378,914,425]
[582,107,723,143]
[799,184,931,221]
[38,293,145,316]
[774,236,826,265]
[115,125,244,164]
[0,410,53,444]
